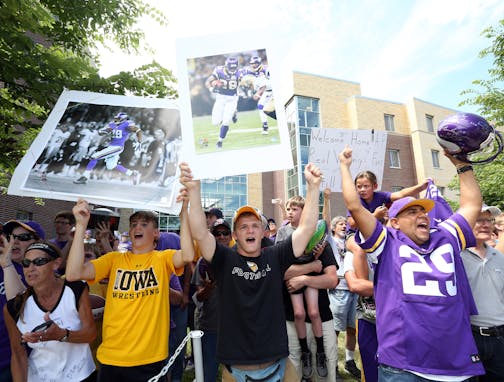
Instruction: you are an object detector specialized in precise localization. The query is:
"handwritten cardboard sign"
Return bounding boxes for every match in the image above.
[308,128,388,191]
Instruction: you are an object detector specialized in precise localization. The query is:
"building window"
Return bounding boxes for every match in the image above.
[297,96,320,128]
[16,211,33,221]
[384,114,395,132]
[426,114,434,132]
[388,149,400,168]
[431,150,440,168]
[438,186,445,196]
[391,186,403,193]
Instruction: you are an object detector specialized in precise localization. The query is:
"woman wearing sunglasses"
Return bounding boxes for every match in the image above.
[3,241,96,381]
[1,220,44,382]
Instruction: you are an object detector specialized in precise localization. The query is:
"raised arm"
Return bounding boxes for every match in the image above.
[339,147,375,239]
[65,200,96,281]
[390,179,429,201]
[179,162,216,262]
[1,236,26,299]
[322,187,332,228]
[172,195,195,269]
[446,152,482,227]
[291,163,323,257]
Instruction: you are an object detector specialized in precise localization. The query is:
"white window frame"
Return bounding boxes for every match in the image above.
[426,114,434,132]
[431,149,440,168]
[388,149,401,168]
[384,114,395,132]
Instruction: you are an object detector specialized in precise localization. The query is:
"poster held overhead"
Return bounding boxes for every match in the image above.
[8,90,182,214]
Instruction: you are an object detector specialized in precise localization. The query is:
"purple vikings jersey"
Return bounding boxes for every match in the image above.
[356,213,484,376]
[210,66,240,96]
[347,191,392,231]
[108,120,133,147]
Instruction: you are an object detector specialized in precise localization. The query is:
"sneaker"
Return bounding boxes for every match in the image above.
[301,351,313,379]
[344,359,361,379]
[216,141,223,148]
[232,112,238,123]
[316,352,328,377]
[261,129,269,135]
[73,176,87,184]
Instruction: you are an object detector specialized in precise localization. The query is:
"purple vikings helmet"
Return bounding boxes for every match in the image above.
[436,112,503,164]
[114,112,128,122]
[249,56,262,71]
[225,57,238,74]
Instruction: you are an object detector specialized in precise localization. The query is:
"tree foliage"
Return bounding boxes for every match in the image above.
[0,0,177,186]
[453,19,504,206]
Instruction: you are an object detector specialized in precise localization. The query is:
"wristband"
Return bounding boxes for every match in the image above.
[456,165,473,174]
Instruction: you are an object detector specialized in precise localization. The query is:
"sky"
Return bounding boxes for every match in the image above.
[97,0,504,114]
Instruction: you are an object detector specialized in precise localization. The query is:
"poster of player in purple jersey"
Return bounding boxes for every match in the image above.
[176,33,293,180]
[8,90,182,214]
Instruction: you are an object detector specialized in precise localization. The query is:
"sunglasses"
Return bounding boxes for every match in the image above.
[21,257,53,268]
[213,231,230,237]
[8,233,35,242]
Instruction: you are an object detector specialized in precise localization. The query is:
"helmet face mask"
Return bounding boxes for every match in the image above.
[225,57,238,74]
[436,112,503,164]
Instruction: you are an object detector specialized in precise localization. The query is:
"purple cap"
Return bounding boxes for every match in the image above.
[205,208,223,219]
[388,197,435,219]
[3,220,46,240]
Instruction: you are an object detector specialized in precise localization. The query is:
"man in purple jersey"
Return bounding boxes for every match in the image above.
[340,146,484,381]
[205,57,241,149]
[74,112,142,185]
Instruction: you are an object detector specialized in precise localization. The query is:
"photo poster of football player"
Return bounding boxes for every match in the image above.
[308,127,389,192]
[8,90,183,215]
[175,32,293,180]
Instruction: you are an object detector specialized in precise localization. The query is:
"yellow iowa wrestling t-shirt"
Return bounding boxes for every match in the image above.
[90,249,182,366]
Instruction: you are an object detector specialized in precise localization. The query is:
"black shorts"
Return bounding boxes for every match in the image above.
[98,360,167,382]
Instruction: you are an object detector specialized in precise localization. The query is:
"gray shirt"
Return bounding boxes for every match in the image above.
[275,224,295,244]
[461,245,504,327]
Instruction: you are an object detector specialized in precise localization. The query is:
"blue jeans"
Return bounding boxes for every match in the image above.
[201,330,218,382]
[378,364,471,382]
[230,358,286,382]
[169,306,188,382]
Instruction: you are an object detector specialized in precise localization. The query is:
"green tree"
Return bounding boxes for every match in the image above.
[454,19,504,206]
[0,0,177,187]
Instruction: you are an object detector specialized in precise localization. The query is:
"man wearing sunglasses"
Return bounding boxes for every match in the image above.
[461,204,504,381]
[1,220,45,382]
[191,218,233,382]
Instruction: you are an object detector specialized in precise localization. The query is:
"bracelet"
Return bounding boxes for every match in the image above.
[2,263,14,269]
[59,329,70,342]
[457,165,473,174]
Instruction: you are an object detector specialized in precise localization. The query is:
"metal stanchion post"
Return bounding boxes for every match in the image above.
[190,330,204,382]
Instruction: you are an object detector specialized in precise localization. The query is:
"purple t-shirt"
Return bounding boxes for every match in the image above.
[347,191,391,231]
[356,213,484,376]
[156,232,181,251]
[0,263,25,370]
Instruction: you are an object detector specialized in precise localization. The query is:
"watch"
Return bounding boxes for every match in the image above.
[59,329,70,342]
